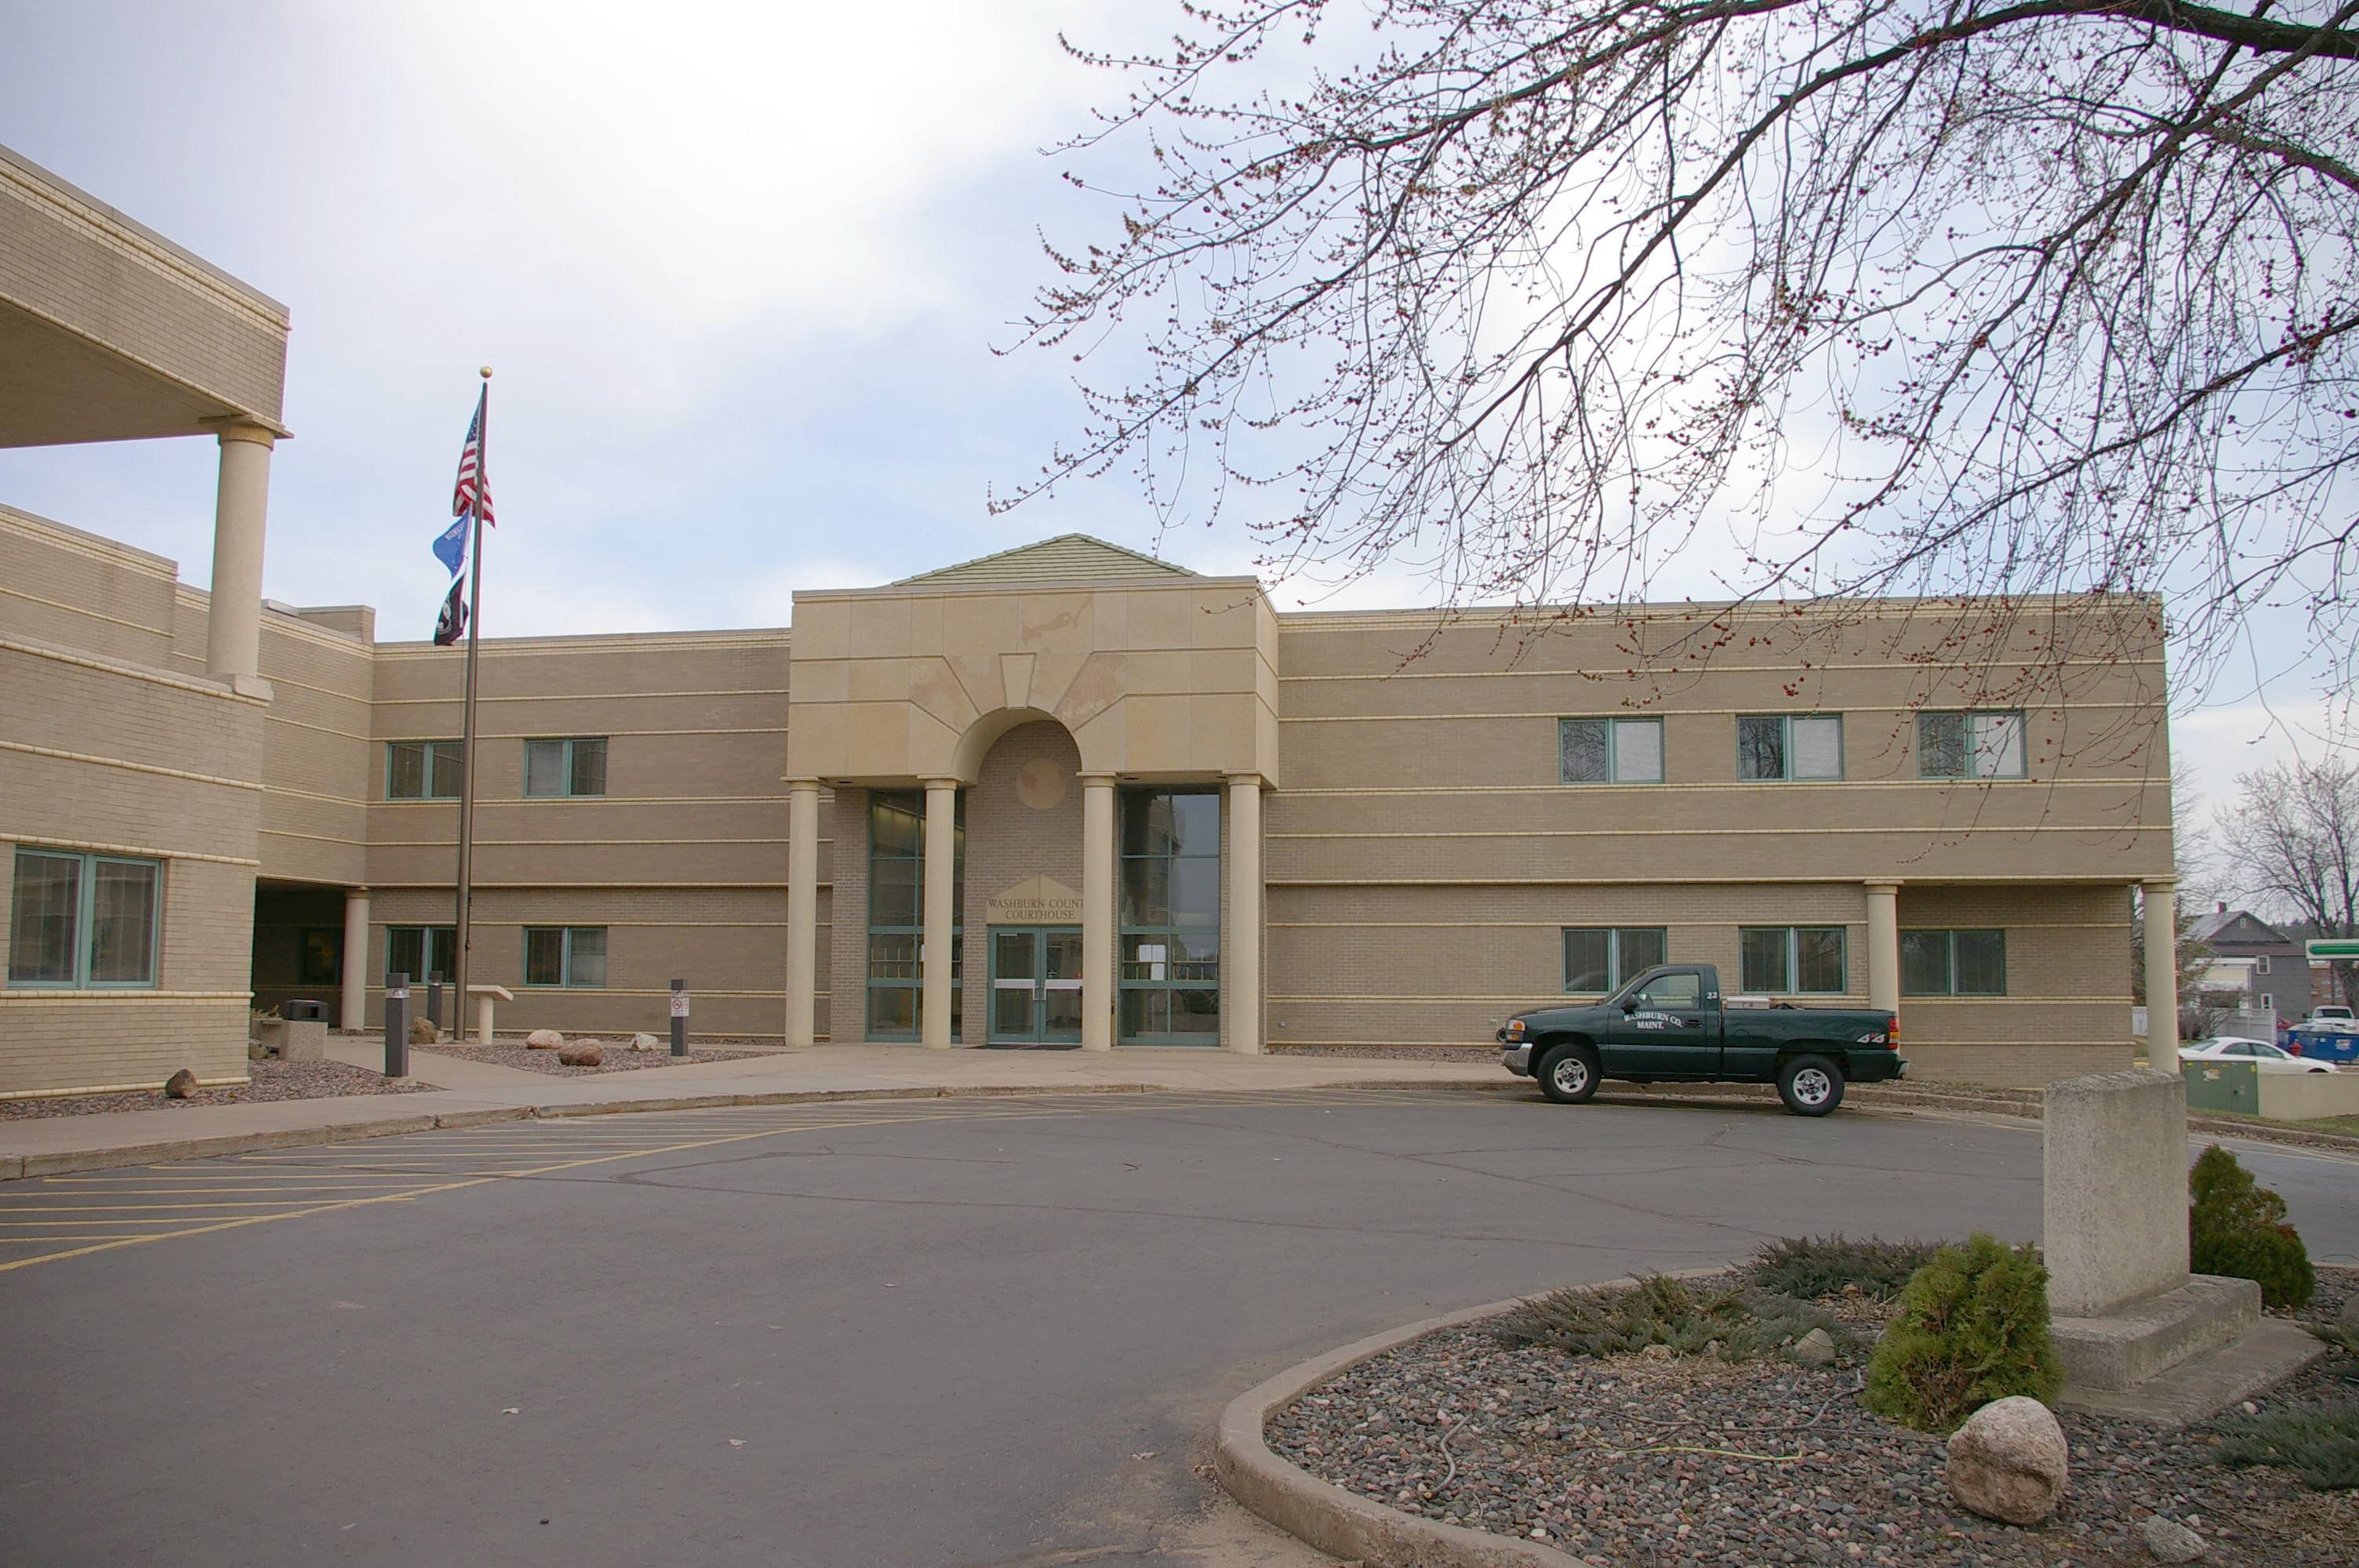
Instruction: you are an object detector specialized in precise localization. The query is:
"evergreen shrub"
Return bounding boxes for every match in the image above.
[1490,1273,1834,1363]
[1746,1234,1938,1301]
[1862,1232,2062,1434]
[2189,1143,2315,1310]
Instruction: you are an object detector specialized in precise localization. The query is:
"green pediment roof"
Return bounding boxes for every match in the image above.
[896,534,1195,586]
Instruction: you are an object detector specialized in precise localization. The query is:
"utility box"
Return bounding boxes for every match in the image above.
[2181,1059,2258,1116]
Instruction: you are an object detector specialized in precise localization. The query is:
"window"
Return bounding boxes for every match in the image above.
[524,927,606,988]
[1916,711,2026,779]
[1559,717,1663,783]
[9,848,160,988]
[387,740,465,799]
[867,791,962,1040]
[2255,954,2270,975]
[1736,715,1844,781]
[2259,993,2274,1012]
[387,926,457,984]
[1899,929,2007,996]
[1562,927,1667,993]
[1121,789,1222,1042]
[1739,926,1848,994]
[524,737,608,798]
[1629,969,1703,1011]
[300,929,341,985]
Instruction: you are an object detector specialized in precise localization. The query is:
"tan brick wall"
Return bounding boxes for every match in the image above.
[1,145,288,437]
[0,998,251,1098]
[1,506,180,668]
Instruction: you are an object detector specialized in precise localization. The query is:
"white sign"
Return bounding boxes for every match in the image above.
[2131,1005,2149,1038]
[670,993,690,1019]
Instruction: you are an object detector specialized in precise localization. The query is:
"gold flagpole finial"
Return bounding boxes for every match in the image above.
[479,365,493,379]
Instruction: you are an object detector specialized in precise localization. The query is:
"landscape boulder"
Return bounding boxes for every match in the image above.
[1944,1396,2068,1526]
[557,1041,605,1068]
[163,1068,199,1099]
[630,1033,660,1052]
[525,1029,565,1051]
[409,1016,439,1045]
[1790,1327,1837,1366]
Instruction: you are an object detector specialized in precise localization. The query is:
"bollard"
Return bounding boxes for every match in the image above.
[384,971,410,1079]
[670,978,689,1058]
[426,971,444,1032]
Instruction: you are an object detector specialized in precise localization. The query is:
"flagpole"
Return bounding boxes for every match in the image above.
[452,368,491,1029]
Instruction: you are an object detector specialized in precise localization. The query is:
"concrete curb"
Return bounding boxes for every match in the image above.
[0,1081,1175,1181]
[1213,1267,1725,1568]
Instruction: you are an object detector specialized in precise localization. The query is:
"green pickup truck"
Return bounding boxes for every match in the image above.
[1496,963,1904,1116]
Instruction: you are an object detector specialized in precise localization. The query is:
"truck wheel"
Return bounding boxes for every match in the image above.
[1777,1054,1845,1116]
[1536,1044,1602,1105]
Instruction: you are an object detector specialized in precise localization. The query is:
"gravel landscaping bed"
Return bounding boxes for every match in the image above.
[1269,1266,2359,1566]
[0,1058,434,1120]
[420,1042,773,1076]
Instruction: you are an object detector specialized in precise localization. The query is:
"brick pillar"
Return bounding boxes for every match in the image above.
[1081,774,1117,1051]
[921,779,958,1049]
[786,779,821,1047]
[1226,772,1264,1054]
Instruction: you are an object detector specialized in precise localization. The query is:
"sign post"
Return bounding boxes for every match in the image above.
[670,978,689,1058]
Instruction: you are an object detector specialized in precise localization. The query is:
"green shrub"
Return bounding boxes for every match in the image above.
[1490,1272,1837,1363]
[2190,1144,2315,1310]
[1862,1232,2062,1434]
[2215,1406,2359,1490]
[1746,1234,1939,1301]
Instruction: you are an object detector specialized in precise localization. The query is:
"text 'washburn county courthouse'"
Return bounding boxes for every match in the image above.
[0,142,2184,1100]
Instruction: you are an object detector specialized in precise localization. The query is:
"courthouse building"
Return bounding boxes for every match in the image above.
[2,143,2186,1098]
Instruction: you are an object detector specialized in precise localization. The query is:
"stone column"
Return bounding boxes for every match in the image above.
[1081,773,1118,1052]
[206,422,276,686]
[786,779,821,1047]
[1226,773,1264,1055]
[2143,878,2180,1066]
[1865,880,1901,1016]
[921,779,958,1049]
[340,887,369,1029]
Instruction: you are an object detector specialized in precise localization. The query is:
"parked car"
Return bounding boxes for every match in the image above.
[2178,1037,2338,1075]
[2313,1004,2355,1022]
[1497,963,1904,1116]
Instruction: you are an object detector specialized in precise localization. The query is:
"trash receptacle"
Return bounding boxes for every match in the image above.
[280,999,326,1022]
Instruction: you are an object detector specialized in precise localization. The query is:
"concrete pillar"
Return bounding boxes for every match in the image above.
[786,779,821,1047]
[2143,878,2180,1065]
[1081,773,1117,1052]
[1226,773,1264,1055]
[1865,880,1901,1015]
[340,887,369,1029]
[205,422,275,684]
[921,779,958,1049]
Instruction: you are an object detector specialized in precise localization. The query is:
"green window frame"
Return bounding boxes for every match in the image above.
[523,927,607,988]
[1120,788,1222,1044]
[1561,927,1667,993]
[1916,711,2026,779]
[1738,926,1848,994]
[1900,929,2008,996]
[7,847,160,989]
[1735,714,1845,781]
[523,737,609,798]
[387,740,465,799]
[866,790,962,1040]
[387,926,457,984]
[1558,717,1663,783]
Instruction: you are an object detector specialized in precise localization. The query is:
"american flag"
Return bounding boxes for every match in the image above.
[450,393,495,526]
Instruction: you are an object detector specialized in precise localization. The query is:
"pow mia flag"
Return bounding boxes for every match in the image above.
[434,575,468,647]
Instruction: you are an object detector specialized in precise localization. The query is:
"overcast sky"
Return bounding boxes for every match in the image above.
[0,2,2339,844]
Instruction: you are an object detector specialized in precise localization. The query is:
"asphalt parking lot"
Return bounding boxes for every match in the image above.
[3,1087,2353,1567]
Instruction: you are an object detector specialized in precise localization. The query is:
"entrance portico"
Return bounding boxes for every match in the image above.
[783,538,1279,1052]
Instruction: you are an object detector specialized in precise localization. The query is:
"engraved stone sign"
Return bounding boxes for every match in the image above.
[985,874,1085,925]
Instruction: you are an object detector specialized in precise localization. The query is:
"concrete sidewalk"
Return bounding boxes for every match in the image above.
[0,1047,1512,1180]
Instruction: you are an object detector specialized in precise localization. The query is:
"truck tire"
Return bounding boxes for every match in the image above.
[1777,1054,1845,1116]
[1536,1044,1603,1105]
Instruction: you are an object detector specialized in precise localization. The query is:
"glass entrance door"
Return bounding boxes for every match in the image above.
[988,926,1083,1046]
